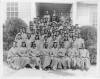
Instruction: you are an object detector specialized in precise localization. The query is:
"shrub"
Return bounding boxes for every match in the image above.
[80,26,97,65]
[88,45,97,65]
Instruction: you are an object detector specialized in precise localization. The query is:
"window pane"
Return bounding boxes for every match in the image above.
[7,7,10,12]
[11,7,14,11]
[15,2,18,7]
[11,2,15,7]
[7,2,18,19]
[15,7,18,11]
[7,2,10,7]
[11,12,14,17]
[7,16,10,19]
[15,12,18,17]
[7,12,11,17]
[15,16,18,18]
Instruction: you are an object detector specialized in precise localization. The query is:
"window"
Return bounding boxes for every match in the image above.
[7,2,18,19]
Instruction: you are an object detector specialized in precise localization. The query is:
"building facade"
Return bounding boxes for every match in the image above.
[1,0,98,27]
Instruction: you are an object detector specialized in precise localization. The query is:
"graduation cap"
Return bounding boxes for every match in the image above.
[31,41,36,48]
[21,41,26,47]
[13,41,18,47]
[35,34,40,40]
[27,33,31,39]
[53,42,58,48]
[43,41,48,49]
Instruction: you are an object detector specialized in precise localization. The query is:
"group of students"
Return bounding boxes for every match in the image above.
[7,14,90,71]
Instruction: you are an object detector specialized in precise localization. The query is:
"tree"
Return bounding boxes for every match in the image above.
[3,18,28,50]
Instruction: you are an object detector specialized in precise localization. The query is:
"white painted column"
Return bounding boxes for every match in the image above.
[97,1,100,75]
[26,1,37,33]
[72,1,77,25]
[1,1,7,25]
[31,1,36,20]
[0,0,7,77]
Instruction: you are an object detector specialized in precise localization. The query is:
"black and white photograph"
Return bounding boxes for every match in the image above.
[1,0,100,79]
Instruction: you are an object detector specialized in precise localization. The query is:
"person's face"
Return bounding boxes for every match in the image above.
[44,36,47,40]
[52,16,56,21]
[64,26,66,29]
[20,29,23,33]
[17,34,21,39]
[22,42,26,47]
[53,35,56,40]
[75,24,78,27]
[44,42,48,49]
[46,11,49,15]
[60,29,63,34]
[54,42,57,48]
[13,42,17,47]
[34,18,37,23]
[30,27,33,31]
[56,31,59,36]
[43,18,46,22]
[22,28,26,33]
[73,37,76,41]
[45,18,48,22]
[61,42,64,48]
[78,34,81,38]
[62,33,64,37]
[66,37,69,41]
[40,19,43,23]
[32,29,35,34]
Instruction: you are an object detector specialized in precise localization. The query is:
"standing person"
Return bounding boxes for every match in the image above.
[26,33,31,49]
[42,41,51,70]
[64,49,71,69]
[59,12,66,23]
[47,35,53,49]
[15,28,23,41]
[14,28,23,48]
[58,44,66,69]
[21,28,28,42]
[15,34,22,48]
[79,47,90,70]
[33,18,37,31]
[63,36,71,69]
[68,46,77,69]
[72,34,85,49]
[51,10,58,22]
[72,34,85,69]
[30,33,35,42]
[64,35,72,50]
[44,11,51,22]
[56,34,61,43]
[29,21,34,34]
[68,36,77,69]
[50,41,59,70]
[35,34,41,51]
[75,48,81,69]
